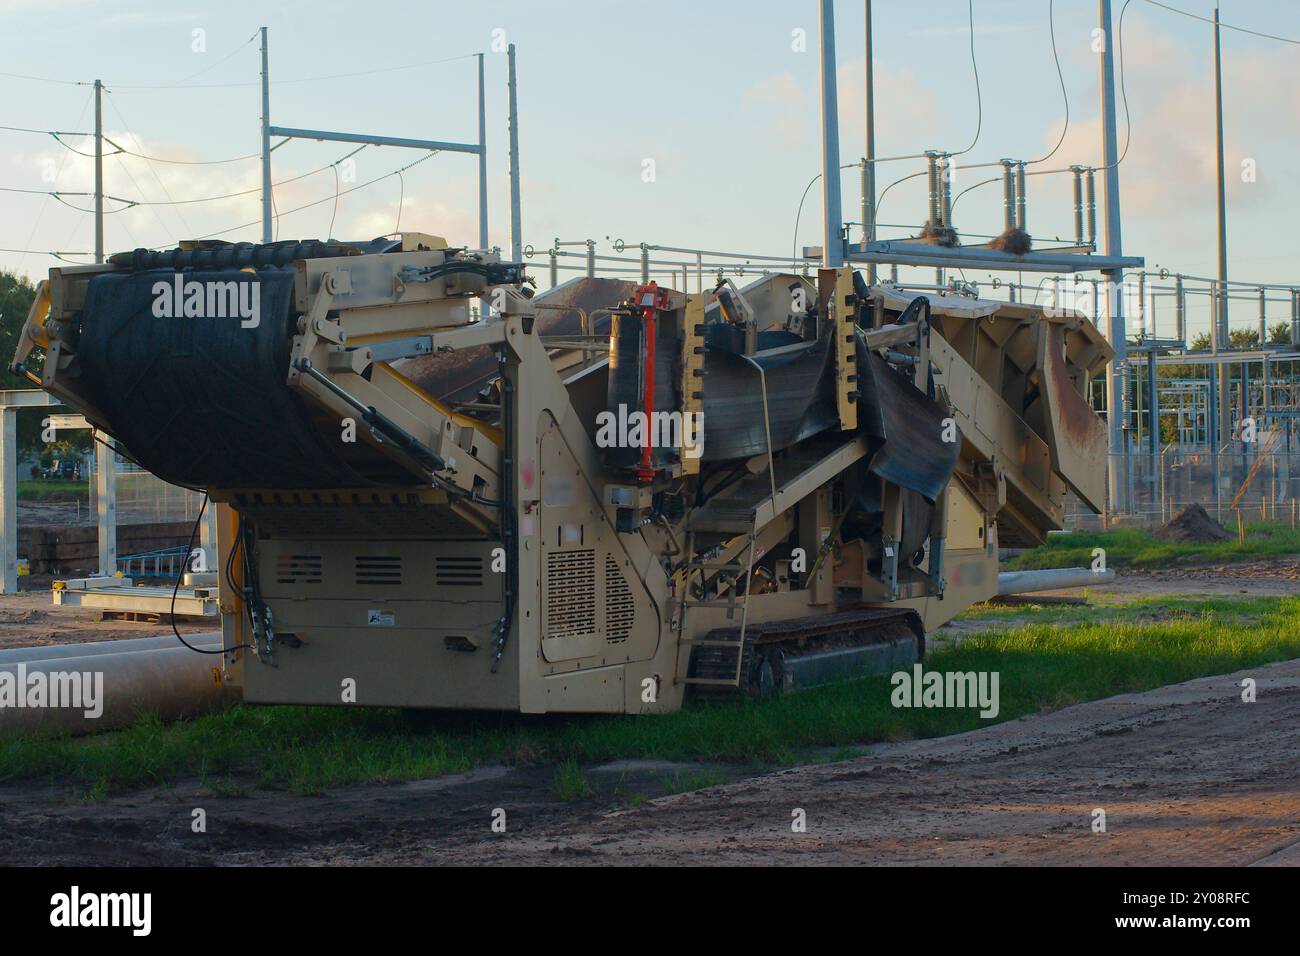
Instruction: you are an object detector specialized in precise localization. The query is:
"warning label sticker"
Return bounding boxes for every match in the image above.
[366,609,396,627]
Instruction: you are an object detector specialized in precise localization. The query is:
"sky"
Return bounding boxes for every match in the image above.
[3,0,1300,342]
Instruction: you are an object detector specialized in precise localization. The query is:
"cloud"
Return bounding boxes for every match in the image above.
[739,59,947,158]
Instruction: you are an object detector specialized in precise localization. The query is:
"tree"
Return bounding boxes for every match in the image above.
[1229,328,1260,348]
[0,270,85,457]
[0,270,40,390]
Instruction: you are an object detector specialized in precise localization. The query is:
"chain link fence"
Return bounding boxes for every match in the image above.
[1066,448,1300,531]
[107,465,203,525]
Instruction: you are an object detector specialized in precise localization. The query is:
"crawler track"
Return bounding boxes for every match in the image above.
[687,607,925,698]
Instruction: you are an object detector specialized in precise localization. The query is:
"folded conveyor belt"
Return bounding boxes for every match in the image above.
[75,267,385,490]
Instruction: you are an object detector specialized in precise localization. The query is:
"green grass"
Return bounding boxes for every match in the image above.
[3,595,1299,798]
[17,479,89,501]
[553,760,593,801]
[958,593,1277,625]
[1004,525,1300,571]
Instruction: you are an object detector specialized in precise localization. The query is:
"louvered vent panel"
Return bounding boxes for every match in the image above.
[604,554,634,643]
[545,549,596,639]
[275,554,322,584]
[355,555,402,586]
[435,556,485,587]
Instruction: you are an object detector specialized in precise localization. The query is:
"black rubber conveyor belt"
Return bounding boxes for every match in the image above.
[75,268,378,491]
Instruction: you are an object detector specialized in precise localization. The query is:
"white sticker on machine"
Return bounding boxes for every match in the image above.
[366,609,396,627]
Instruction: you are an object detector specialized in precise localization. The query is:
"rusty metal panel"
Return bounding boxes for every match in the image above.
[1037,319,1109,511]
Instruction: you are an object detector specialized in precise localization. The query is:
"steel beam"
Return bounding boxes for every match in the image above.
[1099,0,1129,512]
[818,0,844,267]
[844,240,1142,274]
[268,127,478,154]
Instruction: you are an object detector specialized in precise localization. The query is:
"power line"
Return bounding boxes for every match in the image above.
[102,135,272,165]
[51,133,122,159]
[52,193,135,215]
[877,0,981,214]
[11,87,94,275]
[2,49,477,90]
[1097,0,1136,172]
[0,70,87,86]
[951,0,983,157]
[0,124,93,137]
[104,92,194,237]
[137,31,260,90]
[0,119,275,165]
[951,175,1002,213]
[327,166,342,240]
[107,145,368,207]
[1143,0,1300,45]
[1028,0,1069,165]
[790,163,862,267]
[162,149,441,244]
[104,52,481,91]
[0,247,94,261]
[0,186,93,198]
[110,152,177,245]
[874,169,929,222]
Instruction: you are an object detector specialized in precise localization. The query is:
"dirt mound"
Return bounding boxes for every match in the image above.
[1154,503,1232,543]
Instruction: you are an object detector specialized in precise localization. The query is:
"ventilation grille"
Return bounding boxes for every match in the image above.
[545,549,596,639]
[355,555,402,586]
[604,554,634,643]
[275,554,322,584]
[435,555,485,587]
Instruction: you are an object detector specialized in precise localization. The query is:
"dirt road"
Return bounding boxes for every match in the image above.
[1104,558,1300,597]
[0,584,210,652]
[1,658,1295,866]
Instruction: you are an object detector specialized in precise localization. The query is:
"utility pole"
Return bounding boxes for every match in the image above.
[1213,7,1231,447]
[92,78,115,575]
[818,0,844,268]
[477,52,488,250]
[93,79,103,263]
[862,0,876,284]
[1098,0,1129,512]
[507,43,522,262]
[260,26,272,244]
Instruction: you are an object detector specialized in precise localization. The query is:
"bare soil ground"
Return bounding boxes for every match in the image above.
[0,657,1294,866]
[1110,559,1300,596]
[1022,558,1300,599]
[0,582,210,652]
[0,569,1295,867]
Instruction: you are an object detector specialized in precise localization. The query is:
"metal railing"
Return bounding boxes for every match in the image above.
[116,546,190,579]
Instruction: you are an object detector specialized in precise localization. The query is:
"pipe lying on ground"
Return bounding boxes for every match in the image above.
[996,567,1116,596]
[0,639,238,737]
[0,632,221,665]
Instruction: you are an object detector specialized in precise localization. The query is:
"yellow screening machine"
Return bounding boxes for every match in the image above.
[12,233,1112,713]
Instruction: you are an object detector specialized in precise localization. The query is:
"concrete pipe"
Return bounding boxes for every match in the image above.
[0,643,239,738]
[996,567,1116,596]
[0,632,222,666]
